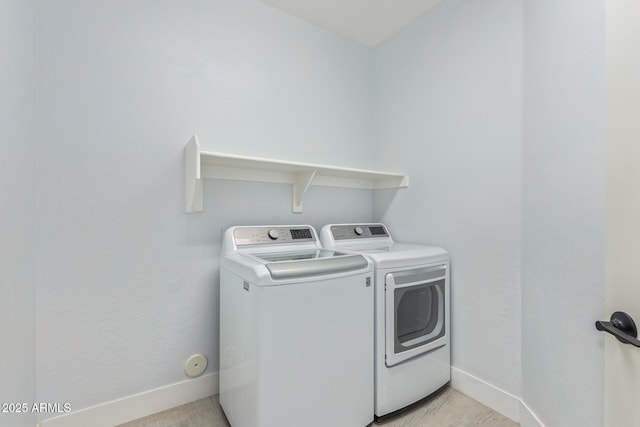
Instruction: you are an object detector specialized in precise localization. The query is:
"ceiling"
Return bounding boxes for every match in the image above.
[261,0,443,47]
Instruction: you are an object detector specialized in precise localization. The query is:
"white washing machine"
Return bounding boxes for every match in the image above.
[320,223,450,420]
[219,225,374,427]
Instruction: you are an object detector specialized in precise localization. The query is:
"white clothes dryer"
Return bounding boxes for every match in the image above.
[219,225,374,427]
[320,223,450,420]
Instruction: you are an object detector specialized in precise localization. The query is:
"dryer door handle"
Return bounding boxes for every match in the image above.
[596,311,640,347]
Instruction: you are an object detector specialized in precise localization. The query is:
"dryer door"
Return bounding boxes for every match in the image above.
[385,265,447,367]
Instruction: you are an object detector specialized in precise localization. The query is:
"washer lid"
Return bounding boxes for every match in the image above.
[251,249,338,262]
[249,250,369,280]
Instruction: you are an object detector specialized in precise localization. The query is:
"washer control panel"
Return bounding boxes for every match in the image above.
[234,226,316,246]
[330,224,389,240]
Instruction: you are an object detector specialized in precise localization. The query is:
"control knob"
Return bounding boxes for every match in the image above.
[267,229,279,240]
[354,226,364,236]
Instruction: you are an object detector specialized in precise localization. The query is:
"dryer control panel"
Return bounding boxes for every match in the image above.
[330,224,389,240]
[233,226,316,246]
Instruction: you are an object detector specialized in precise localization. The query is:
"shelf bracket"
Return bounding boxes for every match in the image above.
[185,135,203,213]
[292,170,317,213]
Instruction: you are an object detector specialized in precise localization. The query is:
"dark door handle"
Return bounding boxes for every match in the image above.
[595,311,640,347]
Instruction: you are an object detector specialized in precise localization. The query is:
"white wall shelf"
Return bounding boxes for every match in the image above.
[184,134,409,213]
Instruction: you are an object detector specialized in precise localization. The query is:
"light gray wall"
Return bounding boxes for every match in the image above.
[37,0,374,410]
[0,0,37,426]
[373,0,523,397]
[522,1,605,426]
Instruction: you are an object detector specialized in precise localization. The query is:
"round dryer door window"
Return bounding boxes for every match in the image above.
[385,265,447,367]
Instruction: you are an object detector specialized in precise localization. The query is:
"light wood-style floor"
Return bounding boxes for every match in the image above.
[117,387,519,427]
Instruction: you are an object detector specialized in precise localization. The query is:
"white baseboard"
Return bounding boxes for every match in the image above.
[450,366,521,422]
[450,367,547,427]
[519,400,546,427]
[37,372,218,427]
[451,366,545,427]
[37,368,547,427]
